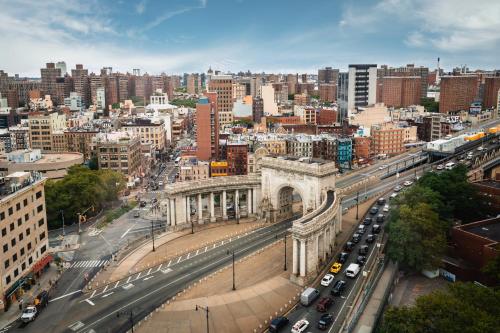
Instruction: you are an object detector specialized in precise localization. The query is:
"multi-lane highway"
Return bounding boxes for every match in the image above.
[10,217,296,332]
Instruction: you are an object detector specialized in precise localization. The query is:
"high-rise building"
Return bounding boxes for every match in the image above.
[318,67,339,84]
[319,83,336,103]
[378,64,429,99]
[483,77,500,109]
[96,88,106,110]
[90,73,105,107]
[208,75,233,127]
[40,63,61,101]
[226,142,248,175]
[347,64,377,111]
[439,76,478,113]
[106,75,119,106]
[71,64,90,107]
[380,77,421,108]
[118,74,129,102]
[286,74,298,95]
[55,61,67,75]
[195,96,218,160]
[28,113,66,152]
[0,172,50,306]
[187,74,202,94]
[252,97,264,123]
[337,72,349,122]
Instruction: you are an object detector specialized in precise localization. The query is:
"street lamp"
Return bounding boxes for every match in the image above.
[355,191,359,220]
[151,220,155,252]
[226,250,236,290]
[283,233,287,271]
[195,305,210,333]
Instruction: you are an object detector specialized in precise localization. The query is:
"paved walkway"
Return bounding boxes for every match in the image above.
[135,197,380,333]
[91,219,265,286]
[0,263,60,329]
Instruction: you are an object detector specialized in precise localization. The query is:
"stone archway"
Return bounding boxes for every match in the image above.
[277,185,303,221]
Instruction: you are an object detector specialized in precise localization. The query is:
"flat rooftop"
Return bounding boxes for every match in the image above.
[273,156,329,165]
[467,220,500,242]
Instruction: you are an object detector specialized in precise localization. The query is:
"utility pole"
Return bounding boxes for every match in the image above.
[61,210,65,237]
[116,309,134,332]
[355,191,359,220]
[151,220,156,252]
[195,305,210,333]
[227,250,236,290]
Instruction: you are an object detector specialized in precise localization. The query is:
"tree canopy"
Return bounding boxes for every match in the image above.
[420,97,439,113]
[45,166,125,229]
[380,282,500,333]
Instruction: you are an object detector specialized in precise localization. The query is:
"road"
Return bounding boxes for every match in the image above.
[11,217,296,333]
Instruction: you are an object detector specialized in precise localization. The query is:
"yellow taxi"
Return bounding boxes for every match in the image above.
[330,262,342,274]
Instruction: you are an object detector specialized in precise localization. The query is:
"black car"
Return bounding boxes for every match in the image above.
[377,197,386,205]
[317,313,334,330]
[344,242,355,252]
[330,280,347,296]
[357,255,367,265]
[376,214,385,223]
[338,252,349,264]
[139,201,147,207]
[269,316,289,332]
[363,217,373,225]
[366,234,376,243]
[359,245,369,255]
[352,233,361,243]
[372,224,381,234]
[369,207,379,215]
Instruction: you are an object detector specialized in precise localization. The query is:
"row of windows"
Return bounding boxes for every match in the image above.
[4,245,46,285]
[0,194,42,221]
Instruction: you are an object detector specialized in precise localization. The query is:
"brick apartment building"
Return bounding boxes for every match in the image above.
[379,76,421,108]
[439,76,478,113]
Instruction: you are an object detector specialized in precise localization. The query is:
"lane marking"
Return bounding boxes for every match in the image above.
[136,272,142,279]
[161,268,172,274]
[176,257,181,264]
[114,281,120,289]
[90,290,96,298]
[156,264,163,272]
[49,289,82,302]
[69,321,85,331]
[204,246,207,252]
[122,283,134,290]
[143,276,154,281]
[187,253,190,259]
[102,285,108,293]
[195,249,199,255]
[126,276,131,283]
[101,292,114,298]
[167,260,172,267]
[120,227,132,239]
[85,299,95,306]
[147,268,152,275]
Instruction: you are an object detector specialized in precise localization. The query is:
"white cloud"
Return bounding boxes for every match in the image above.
[136,0,147,14]
[405,31,425,47]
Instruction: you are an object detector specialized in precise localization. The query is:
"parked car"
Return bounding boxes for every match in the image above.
[390,193,398,200]
[351,233,361,243]
[330,262,342,274]
[403,180,413,187]
[357,225,366,234]
[317,313,333,330]
[344,241,355,252]
[394,185,403,192]
[369,207,379,215]
[383,204,390,213]
[345,263,361,278]
[377,197,386,205]
[366,234,376,243]
[291,319,309,333]
[357,255,367,265]
[269,317,289,332]
[338,252,349,264]
[359,245,369,255]
[376,214,385,223]
[331,279,347,296]
[316,297,334,312]
[372,224,381,234]
[21,306,38,323]
[436,164,444,170]
[133,210,140,218]
[321,274,335,286]
[363,217,372,225]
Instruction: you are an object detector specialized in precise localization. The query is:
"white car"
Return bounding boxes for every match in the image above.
[321,274,335,286]
[403,180,413,187]
[21,306,38,323]
[291,319,309,333]
[477,146,484,151]
[158,181,164,186]
[436,164,444,170]
[378,164,388,170]
[383,204,390,213]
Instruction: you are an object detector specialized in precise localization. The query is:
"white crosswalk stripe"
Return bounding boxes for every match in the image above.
[69,259,108,269]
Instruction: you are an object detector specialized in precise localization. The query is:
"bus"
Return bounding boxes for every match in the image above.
[174,156,181,166]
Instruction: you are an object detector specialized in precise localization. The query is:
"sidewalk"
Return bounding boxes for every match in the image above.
[90,219,265,287]
[0,262,60,329]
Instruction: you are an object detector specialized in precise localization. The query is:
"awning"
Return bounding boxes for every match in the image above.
[32,255,53,274]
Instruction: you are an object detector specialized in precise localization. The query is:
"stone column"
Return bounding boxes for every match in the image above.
[210,192,216,222]
[300,239,306,277]
[169,198,176,226]
[165,199,170,226]
[337,203,343,232]
[185,196,190,223]
[247,188,252,216]
[197,193,203,224]
[292,238,298,275]
[235,189,240,219]
[222,190,228,221]
[323,229,328,260]
[252,187,258,216]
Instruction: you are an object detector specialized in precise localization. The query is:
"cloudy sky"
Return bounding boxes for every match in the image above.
[0,0,499,77]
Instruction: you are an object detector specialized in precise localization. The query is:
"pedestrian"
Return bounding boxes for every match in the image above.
[18,298,23,311]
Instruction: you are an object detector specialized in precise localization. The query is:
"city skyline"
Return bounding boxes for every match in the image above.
[0,0,499,77]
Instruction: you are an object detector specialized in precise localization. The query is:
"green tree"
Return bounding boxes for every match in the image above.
[393,185,450,221]
[88,156,98,170]
[170,98,197,108]
[387,202,447,270]
[380,283,500,333]
[420,97,439,112]
[111,102,120,109]
[483,255,500,283]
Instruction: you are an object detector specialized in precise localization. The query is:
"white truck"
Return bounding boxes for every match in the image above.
[345,263,361,278]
